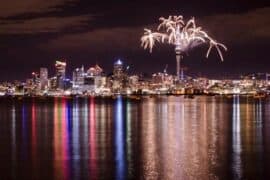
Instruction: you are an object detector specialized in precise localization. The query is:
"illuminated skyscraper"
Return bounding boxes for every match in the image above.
[84,64,104,93]
[31,72,39,85]
[40,67,48,90]
[55,61,66,89]
[112,59,125,92]
[113,59,124,79]
[72,66,85,87]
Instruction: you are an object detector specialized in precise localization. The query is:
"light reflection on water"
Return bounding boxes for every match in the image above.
[0,96,270,179]
[232,95,242,179]
[89,97,97,179]
[115,96,126,180]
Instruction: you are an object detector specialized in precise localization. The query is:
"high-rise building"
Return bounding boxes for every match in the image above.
[112,59,126,92]
[71,64,105,94]
[40,67,48,90]
[55,61,66,89]
[113,59,124,79]
[49,77,57,90]
[31,72,39,84]
[72,66,85,87]
[87,64,103,76]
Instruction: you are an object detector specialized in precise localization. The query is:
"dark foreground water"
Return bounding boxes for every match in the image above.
[0,96,270,180]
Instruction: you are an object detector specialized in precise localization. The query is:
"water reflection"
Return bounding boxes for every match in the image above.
[126,99,136,177]
[31,102,37,164]
[256,100,263,150]
[11,104,16,179]
[11,104,16,154]
[72,98,80,178]
[1,96,270,179]
[140,97,230,179]
[255,99,263,178]
[141,98,158,179]
[232,95,242,179]
[21,104,28,161]
[82,99,89,178]
[100,100,106,162]
[115,96,126,180]
[53,98,70,180]
[89,97,97,178]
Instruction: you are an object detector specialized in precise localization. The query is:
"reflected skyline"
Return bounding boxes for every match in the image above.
[0,96,270,179]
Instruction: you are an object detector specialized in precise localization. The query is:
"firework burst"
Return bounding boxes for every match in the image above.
[141,15,227,79]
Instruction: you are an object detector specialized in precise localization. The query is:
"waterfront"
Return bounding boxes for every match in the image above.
[0,96,270,179]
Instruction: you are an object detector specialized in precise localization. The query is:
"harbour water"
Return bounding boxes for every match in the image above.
[0,96,269,179]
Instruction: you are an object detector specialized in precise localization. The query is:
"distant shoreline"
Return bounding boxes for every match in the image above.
[0,93,268,100]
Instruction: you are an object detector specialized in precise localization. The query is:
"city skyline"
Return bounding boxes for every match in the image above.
[1,1,270,179]
[0,0,269,81]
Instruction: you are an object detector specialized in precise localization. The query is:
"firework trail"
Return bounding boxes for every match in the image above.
[141,15,227,78]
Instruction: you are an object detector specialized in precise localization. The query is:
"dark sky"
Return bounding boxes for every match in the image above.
[0,0,269,81]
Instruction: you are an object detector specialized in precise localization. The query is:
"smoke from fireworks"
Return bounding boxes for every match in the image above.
[141,15,227,61]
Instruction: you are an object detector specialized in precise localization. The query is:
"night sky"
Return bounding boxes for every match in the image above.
[0,0,269,81]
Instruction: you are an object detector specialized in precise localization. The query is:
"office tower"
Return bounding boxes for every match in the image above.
[55,61,66,89]
[40,67,48,90]
[113,59,124,79]
[72,66,85,87]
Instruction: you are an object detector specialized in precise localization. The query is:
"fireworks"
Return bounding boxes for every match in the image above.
[141,15,227,78]
[141,28,166,53]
